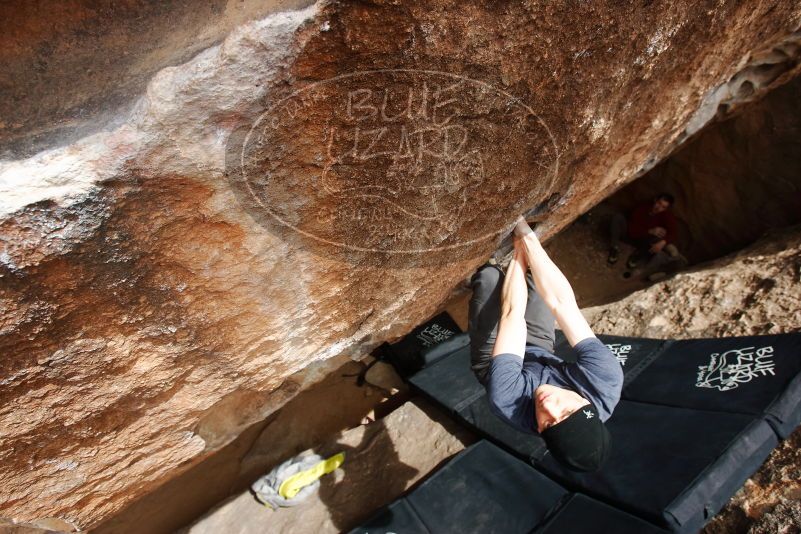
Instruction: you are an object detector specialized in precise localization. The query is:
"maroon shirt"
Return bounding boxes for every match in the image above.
[627,203,677,245]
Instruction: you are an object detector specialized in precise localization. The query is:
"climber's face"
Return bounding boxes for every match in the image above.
[533,384,590,433]
[651,198,671,214]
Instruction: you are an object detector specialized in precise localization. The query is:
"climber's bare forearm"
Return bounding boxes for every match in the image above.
[492,242,528,357]
[514,221,594,347]
[517,232,572,309]
[499,241,528,317]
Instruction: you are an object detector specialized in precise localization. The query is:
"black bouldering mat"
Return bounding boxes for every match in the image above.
[409,333,547,463]
[350,440,567,534]
[351,440,671,534]
[376,311,462,378]
[409,333,484,413]
[458,395,547,463]
[418,329,471,368]
[406,440,567,533]
[534,493,668,534]
[622,334,801,438]
[534,400,778,533]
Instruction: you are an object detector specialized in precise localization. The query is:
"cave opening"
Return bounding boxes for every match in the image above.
[547,72,801,308]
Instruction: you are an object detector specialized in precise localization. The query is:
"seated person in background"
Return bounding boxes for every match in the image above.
[467,217,623,472]
[607,192,686,280]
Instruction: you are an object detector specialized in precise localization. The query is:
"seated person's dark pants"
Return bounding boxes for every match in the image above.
[629,236,662,261]
[609,212,663,263]
[468,264,555,386]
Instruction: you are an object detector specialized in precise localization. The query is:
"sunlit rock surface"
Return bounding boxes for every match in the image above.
[0,0,315,160]
[1,0,800,528]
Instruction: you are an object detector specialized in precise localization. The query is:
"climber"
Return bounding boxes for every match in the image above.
[607,192,687,280]
[468,217,623,472]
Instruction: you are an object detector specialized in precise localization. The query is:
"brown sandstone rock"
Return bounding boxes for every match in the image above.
[0,0,316,160]
[1,0,801,529]
[363,360,407,394]
[0,518,64,534]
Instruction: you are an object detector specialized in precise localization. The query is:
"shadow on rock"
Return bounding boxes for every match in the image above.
[315,418,419,531]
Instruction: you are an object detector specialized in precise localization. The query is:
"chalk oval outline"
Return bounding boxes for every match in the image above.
[239,68,559,254]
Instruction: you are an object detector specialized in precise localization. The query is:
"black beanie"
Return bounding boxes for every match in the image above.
[540,402,611,472]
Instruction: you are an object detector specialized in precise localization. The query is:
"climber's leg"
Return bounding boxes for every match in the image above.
[468,264,504,385]
[468,264,555,385]
[523,271,556,353]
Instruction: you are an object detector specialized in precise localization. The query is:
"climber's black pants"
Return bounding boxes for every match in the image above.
[468,264,555,386]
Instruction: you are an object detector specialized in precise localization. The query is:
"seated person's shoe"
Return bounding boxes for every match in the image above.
[607,246,619,265]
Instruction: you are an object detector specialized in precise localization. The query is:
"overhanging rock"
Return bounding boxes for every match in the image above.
[1,0,800,528]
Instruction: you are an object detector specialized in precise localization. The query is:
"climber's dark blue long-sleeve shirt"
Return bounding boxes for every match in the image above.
[485,336,624,434]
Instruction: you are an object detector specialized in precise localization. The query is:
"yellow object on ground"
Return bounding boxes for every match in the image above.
[278,452,345,500]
